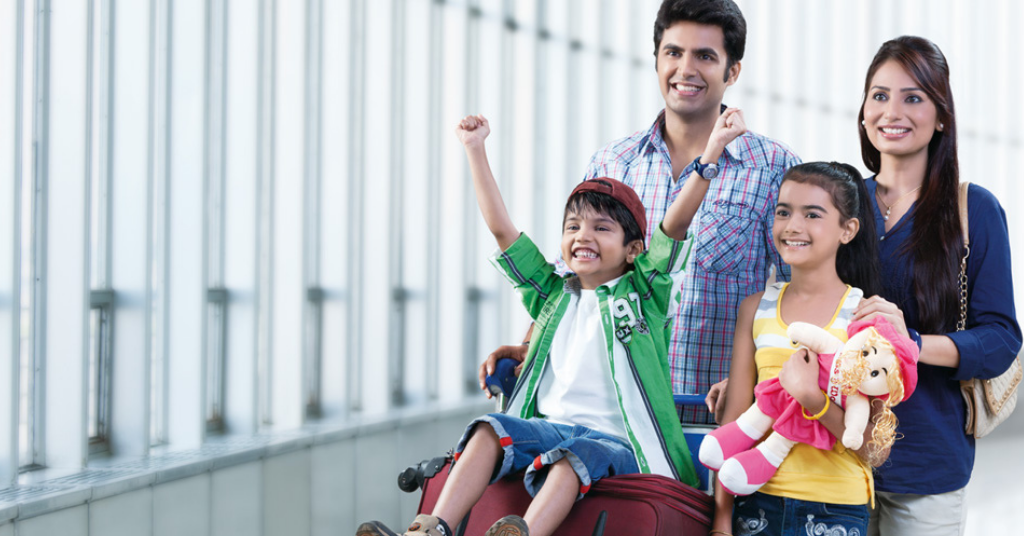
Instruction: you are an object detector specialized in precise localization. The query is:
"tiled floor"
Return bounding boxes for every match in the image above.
[964,398,1024,534]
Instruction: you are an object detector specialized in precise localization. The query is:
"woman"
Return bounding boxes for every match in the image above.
[852,35,1021,535]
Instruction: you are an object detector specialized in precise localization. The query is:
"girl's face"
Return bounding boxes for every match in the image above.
[862,60,942,161]
[773,181,859,269]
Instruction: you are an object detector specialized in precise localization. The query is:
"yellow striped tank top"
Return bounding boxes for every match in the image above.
[754,282,873,505]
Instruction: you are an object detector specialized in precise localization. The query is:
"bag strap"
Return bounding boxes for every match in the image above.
[956,182,971,331]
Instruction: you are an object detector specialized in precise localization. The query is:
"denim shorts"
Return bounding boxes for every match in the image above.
[733,491,869,536]
[454,413,639,500]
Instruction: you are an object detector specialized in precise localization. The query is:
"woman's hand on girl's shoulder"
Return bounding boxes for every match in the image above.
[852,295,909,337]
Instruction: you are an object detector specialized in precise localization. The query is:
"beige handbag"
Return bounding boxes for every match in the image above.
[955,182,1023,438]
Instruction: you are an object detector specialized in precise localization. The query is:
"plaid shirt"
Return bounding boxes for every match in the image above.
[582,111,800,424]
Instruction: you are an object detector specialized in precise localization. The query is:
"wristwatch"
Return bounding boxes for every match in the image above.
[692,155,719,180]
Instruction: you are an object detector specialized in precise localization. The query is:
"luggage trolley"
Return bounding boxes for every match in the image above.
[396,359,715,536]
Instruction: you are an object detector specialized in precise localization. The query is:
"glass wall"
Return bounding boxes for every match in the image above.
[1,0,1021,485]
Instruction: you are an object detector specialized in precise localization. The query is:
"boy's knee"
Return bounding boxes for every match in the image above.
[469,421,498,440]
[465,421,502,454]
[551,457,581,481]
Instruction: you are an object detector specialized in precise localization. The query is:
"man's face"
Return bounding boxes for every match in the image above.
[656,21,739,122]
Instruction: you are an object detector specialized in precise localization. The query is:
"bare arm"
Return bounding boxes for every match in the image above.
[456,115,520,250]
[711,293,761,534]
[777,351,889,466]
[660,108,747,240]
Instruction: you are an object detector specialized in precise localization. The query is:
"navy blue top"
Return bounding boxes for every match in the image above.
[866,178,1022,494]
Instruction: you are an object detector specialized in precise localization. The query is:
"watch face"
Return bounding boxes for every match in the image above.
[702,164,719,179]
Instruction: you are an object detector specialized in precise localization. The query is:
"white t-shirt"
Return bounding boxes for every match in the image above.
[535,279,628,441]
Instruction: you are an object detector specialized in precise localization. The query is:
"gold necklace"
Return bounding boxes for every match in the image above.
[875,185,922,221]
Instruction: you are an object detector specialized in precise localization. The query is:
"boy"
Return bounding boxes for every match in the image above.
[357,110,742,536]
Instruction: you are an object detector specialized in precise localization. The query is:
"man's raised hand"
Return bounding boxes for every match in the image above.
[705,107,747,161]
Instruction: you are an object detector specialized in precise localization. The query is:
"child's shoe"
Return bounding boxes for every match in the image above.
[356,514,453,536]
[355,520,399,536]
[716,445,783,496]
[698,420,760,470]
[484,515,530,536]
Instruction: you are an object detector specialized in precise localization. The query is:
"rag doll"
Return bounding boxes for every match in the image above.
[699,316,918,496]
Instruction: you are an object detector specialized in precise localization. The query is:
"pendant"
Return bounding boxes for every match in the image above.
[883,208,891,221]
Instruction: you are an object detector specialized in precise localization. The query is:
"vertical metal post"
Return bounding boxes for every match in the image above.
[345,0,365,412]
[424,0,442,401]
[461,0,482,395]
[387,0,406,407]
[255,0,276,426]
[532,0,546,238]
[303,0,324,418]
[30,0,52,469]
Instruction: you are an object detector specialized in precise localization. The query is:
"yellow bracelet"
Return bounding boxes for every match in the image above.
[709,531,733,536]
[802,392,830,421]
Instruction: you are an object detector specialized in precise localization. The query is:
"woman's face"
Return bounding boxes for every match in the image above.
[862,60,942,161]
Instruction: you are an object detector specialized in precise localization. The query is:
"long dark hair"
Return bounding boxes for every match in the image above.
[857,36,960,334]
[781,162,882,298]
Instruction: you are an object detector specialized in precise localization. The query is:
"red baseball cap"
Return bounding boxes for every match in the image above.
[569,178,647,240]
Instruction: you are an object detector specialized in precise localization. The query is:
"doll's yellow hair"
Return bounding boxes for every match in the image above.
[835,328,905,466]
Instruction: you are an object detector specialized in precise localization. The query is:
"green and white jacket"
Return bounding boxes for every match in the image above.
[490,226,699,487]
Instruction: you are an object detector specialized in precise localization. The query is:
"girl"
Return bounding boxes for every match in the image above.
[853,36,1021,535]
[711,162,884,536]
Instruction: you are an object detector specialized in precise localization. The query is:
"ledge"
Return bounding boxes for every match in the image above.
[0,398,492,524]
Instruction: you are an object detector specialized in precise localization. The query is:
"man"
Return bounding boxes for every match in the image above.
[480,0,800,426]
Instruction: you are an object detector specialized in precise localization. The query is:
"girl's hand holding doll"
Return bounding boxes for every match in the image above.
[777,347,827,412]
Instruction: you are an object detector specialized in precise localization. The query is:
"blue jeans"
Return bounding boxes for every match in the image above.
[454,413,638,500]
[733,492,869,536]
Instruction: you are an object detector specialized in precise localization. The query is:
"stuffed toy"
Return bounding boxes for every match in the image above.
[699,316,919,496]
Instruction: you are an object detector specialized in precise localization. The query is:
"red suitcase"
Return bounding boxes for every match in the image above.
[415,458,712,536]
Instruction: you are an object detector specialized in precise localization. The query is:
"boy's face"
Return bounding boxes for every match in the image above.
[656,21,739,122]
[561,208,644,290]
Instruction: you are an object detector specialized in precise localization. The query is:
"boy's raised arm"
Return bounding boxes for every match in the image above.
[660,107,747,240]
[456,114,520,251]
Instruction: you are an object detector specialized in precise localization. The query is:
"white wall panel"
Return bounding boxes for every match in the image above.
[211,461,262,536]
[154,474,211,536]
[264,449,311,536]
[44,0,92,470]
[165,0,208,448]
[270,0,307,429]
[222,0,263,435]
[89,488,152,536]
[0,0,20,487]
[434,6,470,401]
[18,504,88,536]
[318,0,352,418]
[354,428,402,529]
[311,441,355,536]
[108,0,153,458]
[358,0,393,414]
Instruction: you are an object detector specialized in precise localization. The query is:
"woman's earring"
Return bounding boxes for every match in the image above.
[861,120,866,127]
[938,122,945,131]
